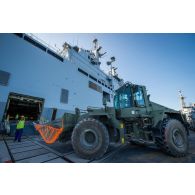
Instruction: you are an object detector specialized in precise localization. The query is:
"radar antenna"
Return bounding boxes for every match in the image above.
[92,39,107,60]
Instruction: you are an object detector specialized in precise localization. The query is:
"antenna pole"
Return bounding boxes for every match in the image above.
[179,90,186,110]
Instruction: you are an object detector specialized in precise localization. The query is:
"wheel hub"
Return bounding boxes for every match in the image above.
[85,131,96,144]
[80,129,98,148]
[172,129,184,148]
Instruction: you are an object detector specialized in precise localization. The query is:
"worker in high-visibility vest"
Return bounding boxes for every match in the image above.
[14,115,25,142]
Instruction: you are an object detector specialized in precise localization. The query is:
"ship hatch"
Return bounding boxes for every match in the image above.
[4,93,44,121]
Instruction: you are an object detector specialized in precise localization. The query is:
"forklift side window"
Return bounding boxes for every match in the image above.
[114,95,119,109]
[133,86,145,107]
[119,93,131,108]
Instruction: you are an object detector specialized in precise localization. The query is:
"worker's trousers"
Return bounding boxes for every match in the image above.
[14,128,23,142]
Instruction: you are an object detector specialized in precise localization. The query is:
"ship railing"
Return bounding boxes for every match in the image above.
[26,33,63,57]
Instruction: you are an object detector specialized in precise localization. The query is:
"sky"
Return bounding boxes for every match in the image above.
[35,33,195,110]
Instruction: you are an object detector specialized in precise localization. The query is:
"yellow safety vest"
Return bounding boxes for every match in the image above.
[16,120,25,130]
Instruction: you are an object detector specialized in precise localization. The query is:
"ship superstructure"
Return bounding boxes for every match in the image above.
[0,33,123,123]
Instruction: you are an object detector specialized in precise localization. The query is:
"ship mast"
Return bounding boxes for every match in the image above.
[179,90,186,110]
[107,56,116,95]
[92,39,104,59]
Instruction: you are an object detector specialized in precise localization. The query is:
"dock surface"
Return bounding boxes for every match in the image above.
[1,131,195,163]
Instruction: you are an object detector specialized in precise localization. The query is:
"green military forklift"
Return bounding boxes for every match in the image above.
[36,82,189,160]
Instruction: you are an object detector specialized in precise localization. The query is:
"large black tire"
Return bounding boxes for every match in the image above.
[71,118,109,160]
[155,119,189,157]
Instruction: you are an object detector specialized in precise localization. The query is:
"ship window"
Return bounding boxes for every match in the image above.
[89,81,102,93]
[0,70,10,86]
[60,89,69,104]
[98,80,101,84]
[78,68,88,76]
[24,35,47,52]
[89,75,97,82]
[48,50,64,62]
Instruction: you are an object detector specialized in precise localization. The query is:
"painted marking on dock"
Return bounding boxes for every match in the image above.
[7,140,32,146]
[9,143,36,149]
[2,136,68,163]
[13,148,49,161]
[10,145,43,154]
[17,153,59,163]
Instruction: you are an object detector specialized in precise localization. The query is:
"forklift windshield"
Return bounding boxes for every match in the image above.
[114,85,132,109]
[114,84,145,109]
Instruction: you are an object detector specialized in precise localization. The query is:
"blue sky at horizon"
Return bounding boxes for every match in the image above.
[35,33,195,110]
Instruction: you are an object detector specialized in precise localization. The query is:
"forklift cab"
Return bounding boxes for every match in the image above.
[114,83,150,119]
